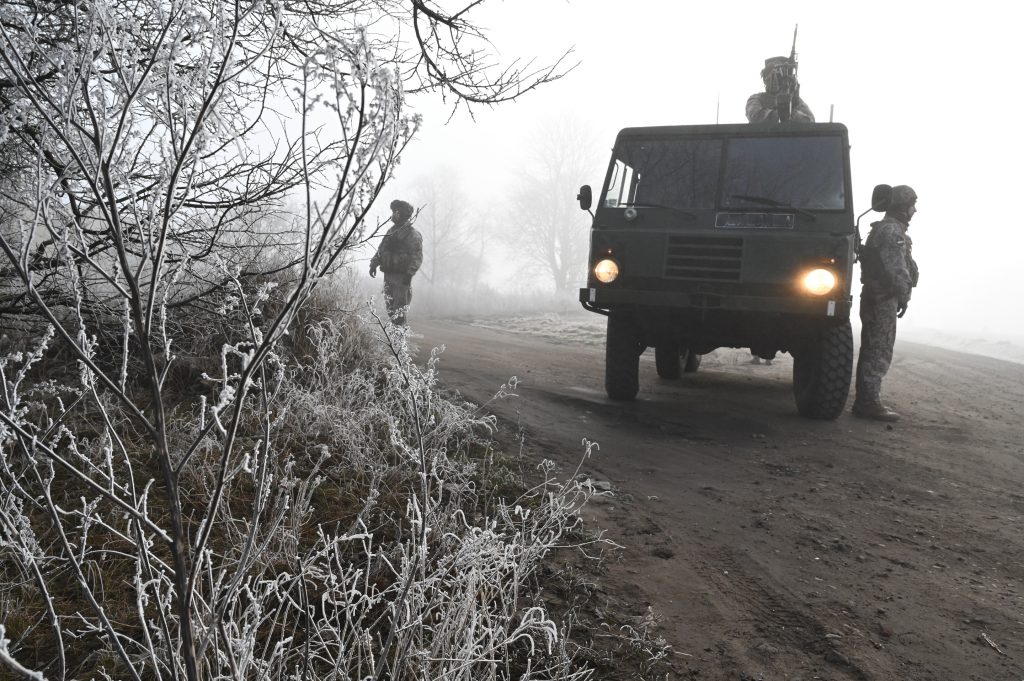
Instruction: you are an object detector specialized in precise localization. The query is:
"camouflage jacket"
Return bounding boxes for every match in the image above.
[370,221,423,277]
[745,92,815,123]
[860,215,919,303]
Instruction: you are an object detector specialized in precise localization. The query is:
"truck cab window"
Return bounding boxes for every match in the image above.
[605,160,635,207]
[722,137,845,210]
[605,139,721,211]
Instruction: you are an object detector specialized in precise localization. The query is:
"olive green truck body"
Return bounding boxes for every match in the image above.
[578,122,857,419]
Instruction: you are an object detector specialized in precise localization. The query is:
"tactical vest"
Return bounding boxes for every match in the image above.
[378,225,416,274]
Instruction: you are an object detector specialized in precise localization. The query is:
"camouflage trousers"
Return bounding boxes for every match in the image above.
[855,292,898,404]
[383,272,413,326]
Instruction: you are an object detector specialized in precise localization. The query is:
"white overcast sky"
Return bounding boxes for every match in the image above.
[388,0,1023,338]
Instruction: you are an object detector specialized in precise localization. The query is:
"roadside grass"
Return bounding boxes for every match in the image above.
[2,280,694,679]
[526,492,678,681]
[473,419,679,681]
[0,287,602,679]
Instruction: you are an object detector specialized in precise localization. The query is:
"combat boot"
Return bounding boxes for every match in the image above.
[852,400,900,422]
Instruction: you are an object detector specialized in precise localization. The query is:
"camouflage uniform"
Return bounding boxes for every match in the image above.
[854,185,919,418]
[745,92,815,123]
[746,56,815,123]
[370,201,423,326]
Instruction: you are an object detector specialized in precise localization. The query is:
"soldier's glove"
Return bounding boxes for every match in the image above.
[896,299,909,318]
[369,264,377,278]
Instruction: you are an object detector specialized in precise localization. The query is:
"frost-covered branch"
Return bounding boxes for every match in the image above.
[0,1,586,678]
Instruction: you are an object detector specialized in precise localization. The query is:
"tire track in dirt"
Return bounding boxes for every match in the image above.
[704,544,873,679]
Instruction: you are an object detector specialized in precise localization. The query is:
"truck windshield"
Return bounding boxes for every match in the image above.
[604,135,846,213]
[721,137,845,210]
[604,139,721,211]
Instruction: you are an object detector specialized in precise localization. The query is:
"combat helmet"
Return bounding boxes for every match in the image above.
[761,56,790,79]
[390,199,414,221]
[889,185,917,209]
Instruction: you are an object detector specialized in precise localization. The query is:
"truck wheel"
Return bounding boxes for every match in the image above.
[655,345,682,379]
[792,321,853,420]
[606,312,641,400]
[683,351,702,373]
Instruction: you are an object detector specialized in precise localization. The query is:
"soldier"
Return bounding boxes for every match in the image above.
[746,56,815,124]
[369,199,423,326]
[745,51,808,368]
[853,185,919,421]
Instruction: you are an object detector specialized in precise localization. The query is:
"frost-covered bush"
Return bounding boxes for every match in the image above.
[1,308,595,680]
[0,0,576,677]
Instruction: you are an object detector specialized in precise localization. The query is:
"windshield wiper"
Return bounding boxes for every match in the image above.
[727,194,817,221]
[621,202,697,220]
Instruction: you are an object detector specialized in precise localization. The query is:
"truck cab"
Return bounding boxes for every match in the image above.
[578,122,855,419]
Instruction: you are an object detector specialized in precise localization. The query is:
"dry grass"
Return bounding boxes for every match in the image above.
[1,295,601,680]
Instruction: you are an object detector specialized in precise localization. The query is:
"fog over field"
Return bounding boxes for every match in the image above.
[366,0,1023,343]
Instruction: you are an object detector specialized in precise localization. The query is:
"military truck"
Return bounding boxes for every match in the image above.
[577,122,856,420]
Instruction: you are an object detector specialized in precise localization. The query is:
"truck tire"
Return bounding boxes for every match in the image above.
[606,312,641,400]
[655,345,682,379]
[683,351,702,373]
[792,321,853,420]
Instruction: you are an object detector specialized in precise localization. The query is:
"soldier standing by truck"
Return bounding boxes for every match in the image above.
[369,199,423,326]
[853,185,919,421]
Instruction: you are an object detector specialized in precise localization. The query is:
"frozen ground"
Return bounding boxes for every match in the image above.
[899,326,1024,365]
[466,311,1024,366]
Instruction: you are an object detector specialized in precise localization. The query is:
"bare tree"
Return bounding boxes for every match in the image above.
[0,2,581,679]
[0,0,572,318]
[504,116,603,294]
[412,166,485,290]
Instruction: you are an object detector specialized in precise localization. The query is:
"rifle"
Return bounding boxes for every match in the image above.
[775,25,800,122]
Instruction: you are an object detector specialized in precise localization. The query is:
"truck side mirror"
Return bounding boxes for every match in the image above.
[871,184,892,212]
[577,185,592,211]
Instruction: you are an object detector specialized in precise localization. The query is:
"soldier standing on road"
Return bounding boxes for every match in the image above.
[853,185,920,421]
[369,199,423,326]
[746,56,815,123]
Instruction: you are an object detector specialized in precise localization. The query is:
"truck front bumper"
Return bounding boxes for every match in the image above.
[579,286,852,319]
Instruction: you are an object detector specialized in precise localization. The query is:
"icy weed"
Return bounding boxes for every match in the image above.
[0,312,595,679]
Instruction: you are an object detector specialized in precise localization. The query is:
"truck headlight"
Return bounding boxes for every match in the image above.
[594,258,620,283]
[801,268,837,296]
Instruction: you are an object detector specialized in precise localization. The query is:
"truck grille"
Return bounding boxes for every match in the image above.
[664,236,743,281]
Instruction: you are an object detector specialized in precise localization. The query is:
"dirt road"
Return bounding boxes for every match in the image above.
[416,316,1024,681]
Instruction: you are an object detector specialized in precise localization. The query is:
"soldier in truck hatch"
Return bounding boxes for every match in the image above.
[746,56,815,124]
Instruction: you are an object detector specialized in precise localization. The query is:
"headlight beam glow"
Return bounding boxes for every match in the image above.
[594,258,620,284]
[802,268,837,296]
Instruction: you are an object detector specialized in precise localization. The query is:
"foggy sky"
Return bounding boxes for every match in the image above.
[383,0,1024,339]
